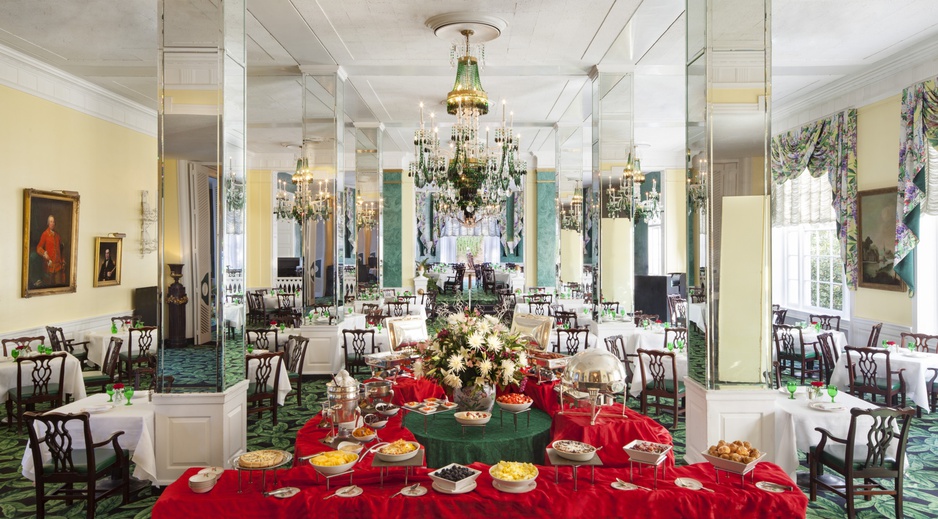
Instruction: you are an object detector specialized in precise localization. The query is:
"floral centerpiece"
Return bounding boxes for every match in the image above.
[415,311,528,412]
[809,381,825,401]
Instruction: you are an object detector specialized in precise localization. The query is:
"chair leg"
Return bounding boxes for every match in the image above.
[895,476,903,519]
[35,482,45,519]
[5,400,11,430]
[296,379,303,406]
[845,477,855,519]
[272,400,279,426]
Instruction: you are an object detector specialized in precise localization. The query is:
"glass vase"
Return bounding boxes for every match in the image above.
[452,384,495,413]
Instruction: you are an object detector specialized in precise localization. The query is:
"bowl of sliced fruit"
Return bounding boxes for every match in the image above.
[351,426,376,443]
[496,393,533,413]
[308,451,358,475]
[623,440,671,464]
[454,411,492,426]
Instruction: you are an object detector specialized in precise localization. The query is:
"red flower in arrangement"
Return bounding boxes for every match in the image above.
[15,345,27,350]
[437,329,450,339]
[113,383,125,391]
[886,341,896,346]
[655,320,662,324]
[810,381,824,388]
[270,320,278,326]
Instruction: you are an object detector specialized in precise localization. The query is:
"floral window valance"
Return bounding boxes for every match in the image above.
[771,109,858,288]
[896,77,938,294]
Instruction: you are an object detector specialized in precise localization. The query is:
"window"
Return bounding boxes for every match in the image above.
[774,224,846,314]
[647,220,663,275]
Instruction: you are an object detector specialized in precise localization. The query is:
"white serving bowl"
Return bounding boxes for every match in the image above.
[623,440,672,464]
[454,411,492,426]
[488,463,538,490]
[308,452,358,475]
[351,428,377,442]
[496,400,533,413]
[551,440,597,462]
[701,451,766,475]
[337,441,364,455]
[428,463,482,493]
[374,441,421,463]
[375,403,400,417]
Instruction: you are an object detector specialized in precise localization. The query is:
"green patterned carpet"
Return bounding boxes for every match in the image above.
[2,353,936,517]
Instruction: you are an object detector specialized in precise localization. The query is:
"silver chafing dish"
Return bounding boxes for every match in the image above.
[558,348,628,425]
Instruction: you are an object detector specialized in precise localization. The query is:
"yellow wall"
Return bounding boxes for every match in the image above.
[664,169,687,273]
[0,84,157,332]
[854,94,913,326]
[162,159,183,264]
[246,170,272,288]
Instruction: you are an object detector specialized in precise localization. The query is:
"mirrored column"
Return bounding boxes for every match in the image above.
[354,124,384,292]
[158,0,245,392]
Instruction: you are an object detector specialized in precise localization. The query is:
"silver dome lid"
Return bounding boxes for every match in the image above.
[560,348,627,393]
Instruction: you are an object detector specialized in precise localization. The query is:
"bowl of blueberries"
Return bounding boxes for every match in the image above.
[427,463,482,494]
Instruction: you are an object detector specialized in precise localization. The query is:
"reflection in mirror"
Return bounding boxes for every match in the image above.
[158,0,246,393]
[556,124,588,299]
[355,125,383,295]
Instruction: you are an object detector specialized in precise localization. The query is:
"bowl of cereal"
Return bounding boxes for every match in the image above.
[308,450,358,475]
[374,439,421,463]
[489,461,538,491]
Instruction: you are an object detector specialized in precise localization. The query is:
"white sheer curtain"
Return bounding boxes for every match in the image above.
[926,145,938,216]
[772,168,836,227]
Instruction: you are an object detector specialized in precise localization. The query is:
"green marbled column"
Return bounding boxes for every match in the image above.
[383,172,402,286]
[536,170,557,287]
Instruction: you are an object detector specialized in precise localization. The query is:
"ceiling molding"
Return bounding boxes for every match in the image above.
[773,37,938,131]
[0,42,156,137]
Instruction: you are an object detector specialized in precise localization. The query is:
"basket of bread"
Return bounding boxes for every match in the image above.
[701,440,765,475]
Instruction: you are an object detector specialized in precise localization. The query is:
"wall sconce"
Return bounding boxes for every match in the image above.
[141,190,157,255]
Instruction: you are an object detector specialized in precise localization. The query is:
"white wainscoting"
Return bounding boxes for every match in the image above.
[780,309,911,347]
[296,325,342,375]
[684,379,778,466]
[152,380,247,485]
[0,311,132,348]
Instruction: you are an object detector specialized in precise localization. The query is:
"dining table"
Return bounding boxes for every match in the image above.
[0,351,86,403]
[773,387,902,478]
[688,302,707,331]
[628,350,689,398]
[20,391,157,483]
[828,347,938,411]
[84,328,140,368]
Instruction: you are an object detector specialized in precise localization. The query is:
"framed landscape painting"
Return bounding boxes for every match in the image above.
[22,189,80,297]
[858,188,906,291]
[93,236,122,287]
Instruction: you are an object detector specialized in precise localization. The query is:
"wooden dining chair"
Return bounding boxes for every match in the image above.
[900,333,938,411]
[7,352,67,433]
[671,298,687,327]
[24,411,131,519]
[46,326,90,367]
[843,346,906,407]
[110,315,143,329]
[554,310,578,329]
[866,322,883,347]
[423,290,439,320]
[809,406,915,519]
[809,314,841,331]
[246,351,284,425]
[82,337,122,393]
[636,348,685,429]
[605,334,637,399]
[276,293,301,327]
[385,300,410,317]
[601,301,620,314]
[246,328,279,352]
[555,327,590,355]
[285,335,310,405]
[382,288,397,298]
[246,292,266,325]
[773,308,788,325]
[342,329,377,376]
[2,336,44,356]
[773,324,821,384]
[121,326,157,382]
[663,327,688,351]
[816,332,837,385]
[529,301,551,317]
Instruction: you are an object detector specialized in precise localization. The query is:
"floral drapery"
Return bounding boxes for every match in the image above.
[896,77,938,294]
[771,109,858,288]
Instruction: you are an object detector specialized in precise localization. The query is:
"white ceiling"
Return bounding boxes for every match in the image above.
[1,0,937,171]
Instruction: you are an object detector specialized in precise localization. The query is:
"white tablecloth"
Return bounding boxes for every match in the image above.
[589,321,638,342]
[625,328,671,355]
[262,294,280,312]
[548,329,599,354]
[0,352,86,402]
[247,353,293,406]
[629,351,688,397]
[829,349,938,410]
[224,303,244,329]
[773,390,899,478]
[688,302,707,331]
[21,391,156,483]
[799,329,848,352]
[84,330,145,369]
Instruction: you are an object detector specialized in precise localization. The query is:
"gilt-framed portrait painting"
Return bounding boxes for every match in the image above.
[858,187,907,292]
[94,237,122,287]
[22,189,80,298]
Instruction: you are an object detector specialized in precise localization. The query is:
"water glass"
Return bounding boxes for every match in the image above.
[826,385,838,403]
[123,388,134,405]
[786,380,797,400]
[106,384,115,402]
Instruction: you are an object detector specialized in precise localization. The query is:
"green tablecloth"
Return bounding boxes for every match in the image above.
[403,407,552,468]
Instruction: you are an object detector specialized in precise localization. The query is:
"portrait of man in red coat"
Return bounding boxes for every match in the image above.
[36,215,67,286]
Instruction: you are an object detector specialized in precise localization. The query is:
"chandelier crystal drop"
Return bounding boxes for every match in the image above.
[275,139,334,223]
[356,196,380,229]
[409,29,526,227]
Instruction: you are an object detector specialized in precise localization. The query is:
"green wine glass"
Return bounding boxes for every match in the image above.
[908,342,916,354]
[11,349,19,360]
[106,384,115,402]
[786,381,797,400]
[827,385,838,403]
[247,345,254,354]
[677,340,685,354]
[123,388,134,405]
[667,342,674,352]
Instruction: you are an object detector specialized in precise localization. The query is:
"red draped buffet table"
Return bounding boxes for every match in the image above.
[363,376,446,407]
[152,461,806,519]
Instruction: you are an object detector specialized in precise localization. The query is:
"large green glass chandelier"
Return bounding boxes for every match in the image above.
[408,29,526,227]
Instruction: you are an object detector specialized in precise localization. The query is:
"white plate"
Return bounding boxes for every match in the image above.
[777,386,806,395]
[809,402,846,412]
[197,467,225,478]
[492,480,537,494]
[611,481,639,491]
[674,477,703,490]
[432,481,477,494]
[755,481,786,493]
[333,485,363,498]
[401,484,428,497]
[270,487,300,498]
[80,405,113,414]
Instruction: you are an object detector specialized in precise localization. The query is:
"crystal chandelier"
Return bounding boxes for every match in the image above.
[275,140,334,223]
[560,182,583,231]
[408,29,526,227]
[356,196,379,229]
[605,148,660,223]
[687,154,708,215]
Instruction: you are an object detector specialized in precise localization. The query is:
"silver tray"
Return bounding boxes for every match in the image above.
[528,351,569,370]
[364,350,419,369]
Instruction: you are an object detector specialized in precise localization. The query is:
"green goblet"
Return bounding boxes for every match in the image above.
[123,388,134,405]
[106,384,115,403]
[786,380,797,400]
[827,385,838,403]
